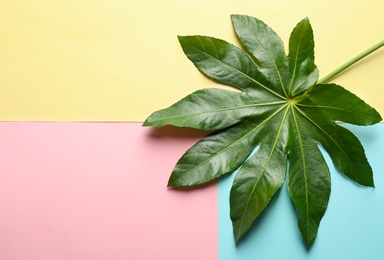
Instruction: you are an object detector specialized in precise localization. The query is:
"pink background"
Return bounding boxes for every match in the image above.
[0,122,217,259]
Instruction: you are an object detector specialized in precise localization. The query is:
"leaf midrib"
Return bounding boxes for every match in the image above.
[297,103,370,117]
[291,105,310,241]
[288,25,306,95]
[153,101,286,123]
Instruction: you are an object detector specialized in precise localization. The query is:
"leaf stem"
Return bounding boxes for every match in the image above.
[318,39,384,84]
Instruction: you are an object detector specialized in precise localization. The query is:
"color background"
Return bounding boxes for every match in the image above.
[0,123,217,259]
[0,0,383,259]
[219,124,384,259]
[1,0,383,121]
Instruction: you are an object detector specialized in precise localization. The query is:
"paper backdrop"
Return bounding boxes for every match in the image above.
[0,1,383,259]
[219,124,384,260]
[0,123,217,259]
[1,0,383,121]
[0,123,383,259]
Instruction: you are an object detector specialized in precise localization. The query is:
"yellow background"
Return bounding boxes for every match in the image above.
[1,0,383,121]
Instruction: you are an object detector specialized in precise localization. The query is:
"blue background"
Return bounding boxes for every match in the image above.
[219,123,384,259]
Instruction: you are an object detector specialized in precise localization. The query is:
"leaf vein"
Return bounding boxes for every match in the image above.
[154,101,286,122]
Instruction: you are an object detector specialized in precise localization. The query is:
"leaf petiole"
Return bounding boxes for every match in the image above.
[318,39,384,84]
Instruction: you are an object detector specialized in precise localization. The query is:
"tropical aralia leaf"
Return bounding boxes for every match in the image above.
[143,15,382,247]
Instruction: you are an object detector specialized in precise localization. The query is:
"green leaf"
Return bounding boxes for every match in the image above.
[167,121,259,187]
[231,15,289,97]
[295,106,375,186]
[168,107,286,186]
[287,17,318,96]
[230,110,288,241]
[299,83,382,125]
[144,15,382,248]
[178,35,283,98]
[143,88,285,131]
[287,114,331,246]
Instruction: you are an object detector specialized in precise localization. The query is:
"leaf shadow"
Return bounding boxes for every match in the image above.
[286,192,311,251]
[145,125,216,193]
[146,125,208,140]
[234,185,311,250]
[339,123,378,143]
[235,187,284,247]
[167,179,218,193]
[232,29,261,67]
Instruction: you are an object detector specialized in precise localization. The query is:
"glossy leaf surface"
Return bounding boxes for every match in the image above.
[144,15,382,247]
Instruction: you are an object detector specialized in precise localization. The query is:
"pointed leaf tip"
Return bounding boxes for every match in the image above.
[288,16,317,95]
